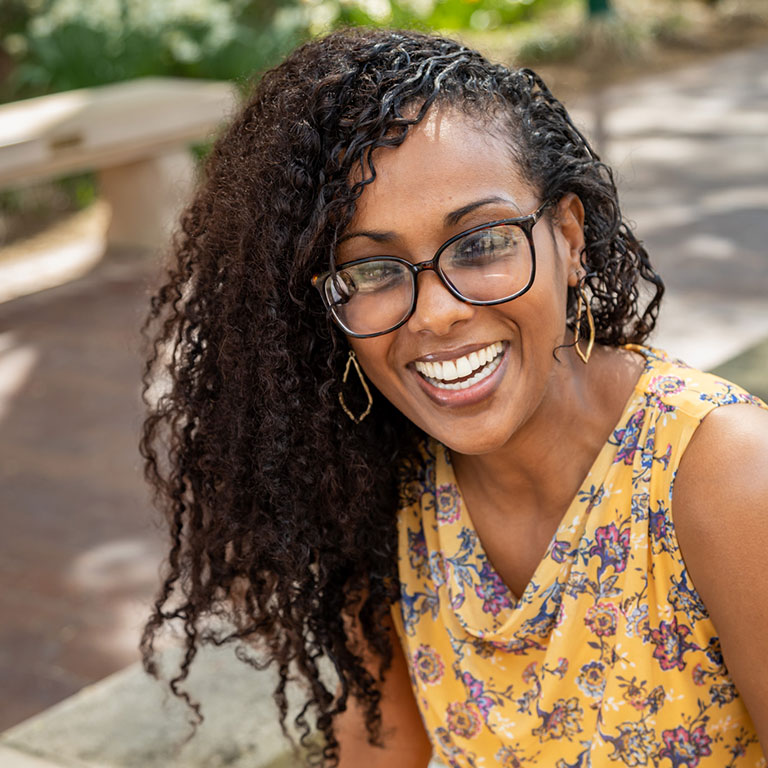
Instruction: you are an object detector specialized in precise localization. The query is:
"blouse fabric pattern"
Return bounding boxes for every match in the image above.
[392,346,767,768]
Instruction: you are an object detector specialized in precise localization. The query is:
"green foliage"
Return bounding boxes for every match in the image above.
[0,0,569,104]
[309,0,561,35]
[0,0,306,101]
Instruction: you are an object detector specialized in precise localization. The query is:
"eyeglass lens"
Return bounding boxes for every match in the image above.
[325,223,532,336]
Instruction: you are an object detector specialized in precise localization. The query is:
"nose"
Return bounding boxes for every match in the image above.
[406,269,475,335]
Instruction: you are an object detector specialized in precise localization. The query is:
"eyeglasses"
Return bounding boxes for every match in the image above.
[312,199,554,338]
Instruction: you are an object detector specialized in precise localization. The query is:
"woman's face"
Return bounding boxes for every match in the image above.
[340,108,585,455]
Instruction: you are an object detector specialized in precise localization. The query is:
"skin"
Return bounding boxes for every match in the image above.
[334,108,768,763]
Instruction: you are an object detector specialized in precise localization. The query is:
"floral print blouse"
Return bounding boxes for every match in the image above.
[392,346,767,768]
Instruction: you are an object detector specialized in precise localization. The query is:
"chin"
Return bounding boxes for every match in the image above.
[427,424,513,456]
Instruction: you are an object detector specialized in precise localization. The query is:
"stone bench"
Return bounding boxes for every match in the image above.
[0,77,237,251]
[0,644,444,767]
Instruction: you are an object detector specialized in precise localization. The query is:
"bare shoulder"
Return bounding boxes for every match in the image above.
[672,402,768,744]
[673,402,768,526]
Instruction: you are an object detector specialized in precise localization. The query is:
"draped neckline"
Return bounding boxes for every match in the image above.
[429,344,655,644]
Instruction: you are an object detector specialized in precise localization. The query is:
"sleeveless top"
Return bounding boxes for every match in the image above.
[392,346,767,768]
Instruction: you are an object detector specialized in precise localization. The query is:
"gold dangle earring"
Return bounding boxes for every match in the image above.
[339,350,372,423]
[574,281,595,364]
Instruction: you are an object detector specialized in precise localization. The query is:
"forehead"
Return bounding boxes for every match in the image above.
[349,107,532,227]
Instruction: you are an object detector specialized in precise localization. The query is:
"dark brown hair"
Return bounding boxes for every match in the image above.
[140,26,663,766]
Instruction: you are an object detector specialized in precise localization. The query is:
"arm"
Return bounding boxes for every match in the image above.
[337,616,433,768]
[673,403,768,749]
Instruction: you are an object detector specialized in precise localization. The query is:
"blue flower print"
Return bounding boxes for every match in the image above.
[630,491,649,522]
[625,603,650,640]
[436,483,461,525]
[710,681,737,706]
[649,501,673,552]
[575,661,605,699]
[428,550,448,588]
[399,583,439,635]
[612,409,646,465]
[669,571,708,621]
[407,527,428,575]
[521,581,564,637]
[705,636,725,670]
[532,697,583,742]
[603,721,656,766]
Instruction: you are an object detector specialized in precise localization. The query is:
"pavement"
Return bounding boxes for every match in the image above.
[0,41,766,767]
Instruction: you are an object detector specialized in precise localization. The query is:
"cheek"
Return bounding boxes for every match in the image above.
[348,337,398,391]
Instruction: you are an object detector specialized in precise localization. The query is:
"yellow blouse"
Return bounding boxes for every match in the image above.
[392,346,767,768]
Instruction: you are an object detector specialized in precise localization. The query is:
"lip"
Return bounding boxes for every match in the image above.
[411,340,505,364]
[411,342,510,407]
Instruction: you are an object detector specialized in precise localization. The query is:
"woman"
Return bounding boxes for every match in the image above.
[140,27,768,767]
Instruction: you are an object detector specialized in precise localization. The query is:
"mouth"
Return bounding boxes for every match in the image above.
[413,341,505,391]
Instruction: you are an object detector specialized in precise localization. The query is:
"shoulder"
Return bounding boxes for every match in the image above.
[671,402,768,742]
[672,402,768,618]
[674,401,768,517]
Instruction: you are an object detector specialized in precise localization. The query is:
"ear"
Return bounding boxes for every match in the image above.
[553,193,586,287]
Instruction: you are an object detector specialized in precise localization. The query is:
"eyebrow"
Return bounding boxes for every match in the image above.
[339,196,521,244]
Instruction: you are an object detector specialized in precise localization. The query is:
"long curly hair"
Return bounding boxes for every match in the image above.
[140,26,663,766]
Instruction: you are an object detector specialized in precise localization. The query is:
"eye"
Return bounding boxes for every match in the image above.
[448,226,525,267]
[344,260,407,293]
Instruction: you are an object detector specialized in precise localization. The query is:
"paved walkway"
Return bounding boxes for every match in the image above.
[0,41,766,766]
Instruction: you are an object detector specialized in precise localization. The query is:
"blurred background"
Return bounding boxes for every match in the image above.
[0,0,766,765]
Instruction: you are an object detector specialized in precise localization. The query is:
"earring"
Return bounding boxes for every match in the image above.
[574,281,595,364]
[339,350,372,423]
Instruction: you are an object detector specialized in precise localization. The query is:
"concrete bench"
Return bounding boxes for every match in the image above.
[0,77,237,251]
[0,644,445,767]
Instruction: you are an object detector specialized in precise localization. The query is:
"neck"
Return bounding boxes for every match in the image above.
[449,345,643,522]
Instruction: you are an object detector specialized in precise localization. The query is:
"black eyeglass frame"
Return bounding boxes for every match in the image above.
[312,198,555,339]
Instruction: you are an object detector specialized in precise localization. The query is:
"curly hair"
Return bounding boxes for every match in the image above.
[140,26,664,766]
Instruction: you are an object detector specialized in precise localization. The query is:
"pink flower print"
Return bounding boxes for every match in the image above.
[474,560,514,616]
[585,601,619,637]
[589,523,630,576]
[436,483,461,525]
[413,645,444,685]
[446,701,482,739]
[461,671,496,721]
[650,375,685,396]
[649,617,699,671]
[660,724,712,768]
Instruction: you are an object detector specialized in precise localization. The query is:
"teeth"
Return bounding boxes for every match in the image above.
[455,356,472,378]
[414,341,505,389]
[442,360,458,381]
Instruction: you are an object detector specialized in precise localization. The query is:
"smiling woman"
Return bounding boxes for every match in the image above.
[140,28,768,768]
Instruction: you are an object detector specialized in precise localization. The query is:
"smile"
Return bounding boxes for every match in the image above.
[414,342,504,390]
